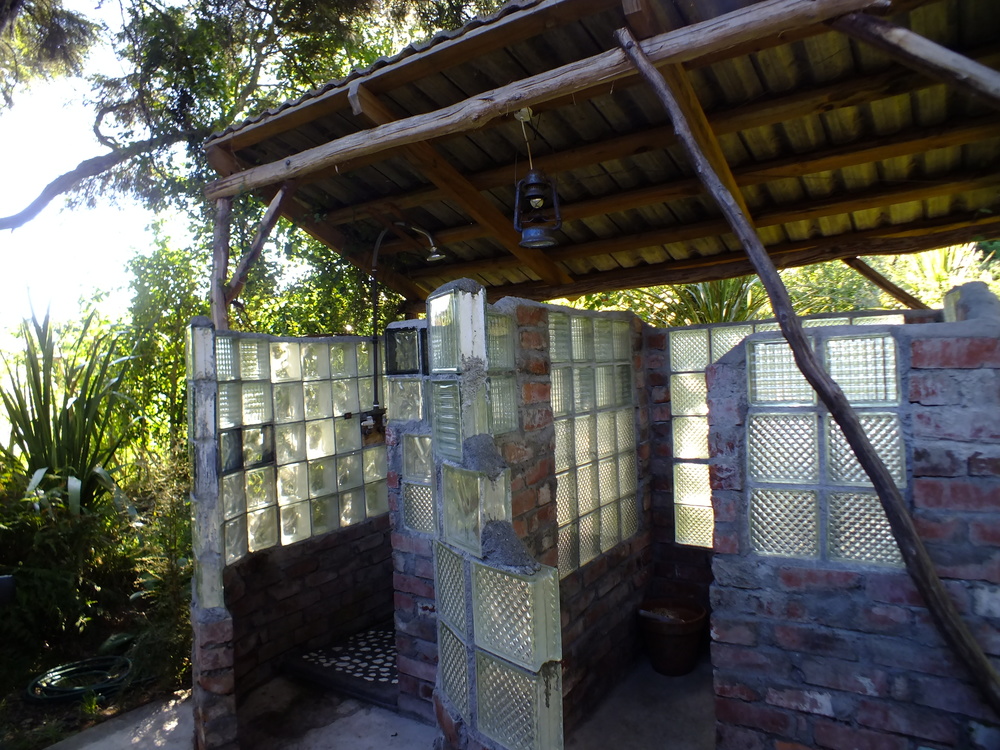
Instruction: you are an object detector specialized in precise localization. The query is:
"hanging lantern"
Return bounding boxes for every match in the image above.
[513,168,562,249]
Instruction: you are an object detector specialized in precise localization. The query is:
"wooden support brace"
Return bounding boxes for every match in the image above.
[617,24,1000,716]
[211,197,233,331]
[841,256,929,310]
[225,181,297,305]
[831,13,1000,110]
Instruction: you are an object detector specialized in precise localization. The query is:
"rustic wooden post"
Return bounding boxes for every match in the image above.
[616,25,1000,715]
[841,256,930,310]
[211,196,232,331]
[225,181,297,305]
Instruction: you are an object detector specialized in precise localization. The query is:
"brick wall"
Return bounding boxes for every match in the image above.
[224,514,393,706]
[710,302,1000,749]
[644,325,714,609]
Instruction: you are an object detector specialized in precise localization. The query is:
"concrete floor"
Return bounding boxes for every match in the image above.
[47,654,714,749]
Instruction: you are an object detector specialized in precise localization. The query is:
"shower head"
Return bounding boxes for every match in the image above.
[394,221,445,262]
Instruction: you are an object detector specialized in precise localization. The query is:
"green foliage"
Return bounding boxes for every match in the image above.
[779,258,892,315]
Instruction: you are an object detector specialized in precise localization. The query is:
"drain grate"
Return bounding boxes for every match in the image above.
[300,628,398,685]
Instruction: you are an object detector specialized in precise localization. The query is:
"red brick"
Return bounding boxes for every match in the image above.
[714,675,760,702]
[520,330,546,350]
[393,572,435,599]
[912,337,1000,368]
[914,477,1000,512]
[710,618,758,646]
[716,697,795,736]
[772,624,859,660]
[913,444,967,477]
[856,699,957,743]
[766,687,834,717]
[512,487,538,517]
[865,573,923,606]
[712,644,788,674]
[525,457,553,486]
[715,531,738,554]
[774,743,811,750]
[645,331,667,350]
[914,513,964,542]
[970,519,1000,546]
[914,407,1000,442]
[516,304,545,326]
[777,567,861,591]
[521,381,549,404]
[391,532,433,556]
[908,371,961,405]
[861,604,911,633]
[802,656,888,696]
[814,719,907,750]
[970,450,1000,476]
[521,406,552,431]
[197,671,235,695]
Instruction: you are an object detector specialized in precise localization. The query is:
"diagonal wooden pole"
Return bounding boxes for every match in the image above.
[616,25,1000,716]
[841,257,929,310]
[225,181,297,305]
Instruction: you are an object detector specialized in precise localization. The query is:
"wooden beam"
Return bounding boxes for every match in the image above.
[617,24,1000,716]
[832,13,1000,110]
[225,181,297,305]
[841,256,930,309]
[211,197,233,331]
[348,83,572,286]
[204,0,883,200]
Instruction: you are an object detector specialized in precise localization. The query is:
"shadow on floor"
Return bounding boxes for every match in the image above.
[567,652,714,750]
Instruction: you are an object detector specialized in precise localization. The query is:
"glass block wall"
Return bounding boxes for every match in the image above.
[550,312,638,577]
[669,312,906,549]
[747,333,904,565]
[214,334,389,565]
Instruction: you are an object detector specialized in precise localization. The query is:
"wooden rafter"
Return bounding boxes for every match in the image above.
[203,0,883,201]
[617,23,1000,716]
[840,257,930,310]
[347,83,572,286]
[225,181,297,305]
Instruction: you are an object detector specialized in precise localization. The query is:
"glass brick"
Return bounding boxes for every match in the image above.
[829,492,902,565]
[670,328,709,372]
[598,457,618,504]
[220,430,242,474]
[403,483,435,534]
[432,381,463,462]
[388,328,421,374]
[218,382,242,429]
[670,373,708,416]
[489,375,518,434]
[554,419,573,473]
[620,494,639,540]
[245,466,276,511]
[558,523,578,577]
[442,464,510,557]
[308,459,337,498]
[748,413,819,483]
[435,542,467,634]
[330,378,360,417]
[711,325,753,363]
[356,341,374,377]
[221,472,245,520]
[438,622,469,720]
[280,501,311,545]
[571,316,594,361]
[270,342,301,382]
[674,504,714,548]
[476,654,563,750]
[595,365,615,409]
[301,342,331,380]
[388,379,423,422]
[551,367,572,418]
[215,336,238,380]
[594,318,614,362]
[674,462,711,506]
[755,322,781,332]
[329,342,357,378]
[224,516,247,565]
[247,506,278,552]
[548,312,571,363]
[826,335,898,404]
[472,562,561,671]
[306,420,336,459]
[750,489,820,557]
[616,364,633,405]
[365,480,389,517]
[363,445,387,483]
[239,339,269,380]
[340,488,366,526]
[242,426,274,468]
[579,510,601,567]
[556,470,577,525]
[242,382,272,425]
[311,495,338,535]
[358,375,375,412]
[673,416,709,459]
[574,415,595,466]
[618,452,637,496]
[275,423,306,465]
[429,291,461,373]
[612,319,631,361]
[274,382,305,423]
[577,463,599,515]
[748,339,815,405]
[617,409,636,451]
[302,381,332,420]
[574,368,595,413]
[403,434,433,483]
[853,314,905,326]
[596,411,616,458]
[803,317,850,327]
[337,453,363,492]
[488,313,515,371]
[600,501,619,552]
[826,413,905,487]
[335,419,362,454]
[277,462,308,506]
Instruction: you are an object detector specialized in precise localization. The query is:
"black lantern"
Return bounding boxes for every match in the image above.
[513,168,562,249]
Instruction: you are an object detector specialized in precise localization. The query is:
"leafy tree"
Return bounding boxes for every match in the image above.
[779,258,893,315]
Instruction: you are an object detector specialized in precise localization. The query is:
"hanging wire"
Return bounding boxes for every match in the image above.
[514,107,535,170]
